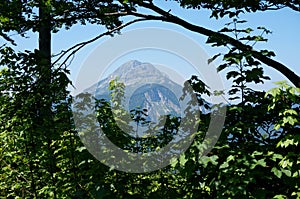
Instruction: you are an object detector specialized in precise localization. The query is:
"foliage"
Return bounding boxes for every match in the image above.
[94,78,182,153]
[0,0,299,198]
[0,0,122,43]
[171,0,300,18]
[0,46,113,198]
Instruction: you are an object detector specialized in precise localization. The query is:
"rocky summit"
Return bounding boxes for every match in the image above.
[86,60,183,123]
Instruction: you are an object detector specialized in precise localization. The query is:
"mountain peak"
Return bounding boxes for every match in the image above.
[128,60,143,67]
[85,60,184,129]
[114,60,151,72]
[111,60,166,85]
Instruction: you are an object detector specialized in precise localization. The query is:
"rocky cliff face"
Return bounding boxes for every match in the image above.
[128,83,181,123]
[86,60,182,123]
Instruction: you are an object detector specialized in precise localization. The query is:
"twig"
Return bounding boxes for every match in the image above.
[52,18,147,68]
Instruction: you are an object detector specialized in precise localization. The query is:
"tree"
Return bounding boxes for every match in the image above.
[1,1,299,87]
[126,1,300,87]
[1,0,299,198]
[0,1,123,198]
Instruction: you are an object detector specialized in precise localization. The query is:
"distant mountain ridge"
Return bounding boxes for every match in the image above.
[86,60,183,122]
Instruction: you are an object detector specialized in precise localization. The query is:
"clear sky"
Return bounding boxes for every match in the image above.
[3,1,300,95]
[53,1,299,94]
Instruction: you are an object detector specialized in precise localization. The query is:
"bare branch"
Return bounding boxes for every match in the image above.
[16,18,148,97]
[52,18,147,68]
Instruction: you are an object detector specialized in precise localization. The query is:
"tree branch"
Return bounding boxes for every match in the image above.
[52,18,147,68]
[132,2,300,88]
[284,2,300,12]
[52,11,129,23]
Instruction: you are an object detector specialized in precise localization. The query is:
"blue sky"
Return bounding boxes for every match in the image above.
[3,1,299,94]
[56,2,299,94]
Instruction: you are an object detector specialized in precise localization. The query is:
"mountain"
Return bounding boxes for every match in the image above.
[85,60,183,123]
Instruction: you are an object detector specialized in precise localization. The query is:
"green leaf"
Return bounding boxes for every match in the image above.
[76,146,86,152]
[199,155,219,167]
[170,157,178,168]
[271,167,282,178]
[271,153,283,161]
[292,171,299,177]
[257,159,266,167]
[279,158,293,168]
[260,49,275,57]
[208,53,221,64]
[281,109,298,116]
[219,162,229,169]
[210,155,219,165]
[226,71,240,80]
[0,16,9,23]
[217,63,228,72]
[278,139,298,148]
[251,158,266,169]
[245,28,253,33]
[273,195,288,199]
[227,155,235,162]
[282,169,291,177]
[179,154,188,167]
[252,151,263,156]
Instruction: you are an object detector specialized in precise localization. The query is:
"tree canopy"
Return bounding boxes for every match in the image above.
[0,0,299,198]
[1,0,299,86]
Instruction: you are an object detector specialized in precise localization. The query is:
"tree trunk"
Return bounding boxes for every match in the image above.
[37,1,57,198]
